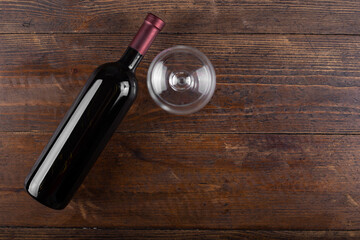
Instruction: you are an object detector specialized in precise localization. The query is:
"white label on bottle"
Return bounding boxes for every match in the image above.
[28,79,103,198]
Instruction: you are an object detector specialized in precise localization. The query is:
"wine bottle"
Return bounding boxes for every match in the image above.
[24,13,165,210]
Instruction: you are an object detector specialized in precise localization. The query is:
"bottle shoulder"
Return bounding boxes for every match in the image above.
[91,62,137,84]
[89,62,137,101]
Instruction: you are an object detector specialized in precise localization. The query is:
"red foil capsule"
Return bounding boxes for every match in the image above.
[129,13,165,56]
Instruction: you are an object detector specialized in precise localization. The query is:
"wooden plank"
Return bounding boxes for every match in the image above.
[1,228,360,240]
[1,0,360,34]
[1,34,360,133]
[1,132,360,229]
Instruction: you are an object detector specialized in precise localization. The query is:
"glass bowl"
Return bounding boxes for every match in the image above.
[147,45,216,115]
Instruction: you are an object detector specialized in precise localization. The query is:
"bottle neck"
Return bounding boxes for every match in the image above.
[129,13,165,56]
[118,13,165,72]
[118,47,143,72]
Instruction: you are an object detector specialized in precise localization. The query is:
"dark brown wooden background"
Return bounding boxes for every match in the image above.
[1,0,360,239]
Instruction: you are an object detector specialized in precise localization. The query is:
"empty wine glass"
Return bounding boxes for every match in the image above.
[147,45,216,115]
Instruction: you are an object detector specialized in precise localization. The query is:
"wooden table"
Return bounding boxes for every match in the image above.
[1,1,360,239]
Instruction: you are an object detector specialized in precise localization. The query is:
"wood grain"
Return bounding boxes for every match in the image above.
[1,228,360,240]
[2,0,360,237]
[2,34,360,133]
[1,0,360,34]
[1,132,360,229]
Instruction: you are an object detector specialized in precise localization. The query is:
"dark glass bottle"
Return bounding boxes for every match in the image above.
[25,13,165,210]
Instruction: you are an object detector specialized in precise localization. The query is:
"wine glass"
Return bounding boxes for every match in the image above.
[147,45,216,115]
